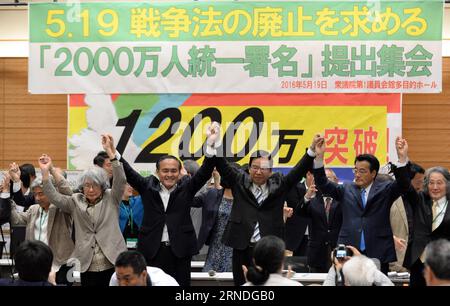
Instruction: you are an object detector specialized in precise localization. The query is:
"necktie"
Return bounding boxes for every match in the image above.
[251,187,263,242]
[360,189,366,251]
[432,200,440,231]
[325,197,332,222]
[254,186,263,206]
[361,189,367,208]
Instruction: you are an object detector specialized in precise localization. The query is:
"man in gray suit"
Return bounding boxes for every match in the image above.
[1,167,74,285]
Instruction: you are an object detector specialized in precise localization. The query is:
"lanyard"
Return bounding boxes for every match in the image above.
[124,204,134,234]
[38,208,48,241]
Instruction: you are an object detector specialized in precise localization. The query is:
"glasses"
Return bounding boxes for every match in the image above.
[428,180,445,187]
[83,183,100,190]
[352,168,369,175]
[250,165,271,172]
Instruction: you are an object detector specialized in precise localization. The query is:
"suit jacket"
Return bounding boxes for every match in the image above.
[389,197,409,271]
[10,201,74,270]
[404,190,450,268]
[0,197,11,225]
[217,152,314,250]
[297,192,342,269]
[313,165,410,264]
[43,160,127,272]
[284,182,311,252]
[192,188,225,250]
[121,156,216,261]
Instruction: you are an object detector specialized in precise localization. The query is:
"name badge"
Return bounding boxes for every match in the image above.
[126,238,138,249]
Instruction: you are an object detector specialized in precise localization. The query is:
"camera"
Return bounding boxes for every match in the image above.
[333,244,353,259]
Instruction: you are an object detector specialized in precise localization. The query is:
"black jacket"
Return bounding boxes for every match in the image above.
[121,156,216,261]
[404,190,450,268]
[284,182,310,252]
[217,152,314,250]
[297,192,342,269]
[313,164,410,264]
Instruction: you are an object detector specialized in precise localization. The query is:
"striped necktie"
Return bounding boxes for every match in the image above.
[251,186,263,242]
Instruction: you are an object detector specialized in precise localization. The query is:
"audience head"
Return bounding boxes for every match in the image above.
[305,171,314,187]
[246,235,285,285]
[115,251,149,286]
[122,183,134,200]
[325,168,339,183]
[183,160,200,177]
[424,239,450,286]
[19,163,36,189]
[342,255,380,286]
[14,240,53,283]
[156,155,182,190]
[410,162,425,192]
[30,178,51,209]
[353,154,380,188]
[423,166,450,201]
[78,166,110,204]
[249,150,273,186]
[93,151,113,179]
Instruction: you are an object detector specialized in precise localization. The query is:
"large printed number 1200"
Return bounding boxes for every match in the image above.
[115,107,304,164]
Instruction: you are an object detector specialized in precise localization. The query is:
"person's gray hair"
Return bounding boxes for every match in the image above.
[342,255,378,286]
[183,159,200,176]
[77,166,110,192]
[424,239,450,280]
[423,166,450,195]
[30,176,55,190]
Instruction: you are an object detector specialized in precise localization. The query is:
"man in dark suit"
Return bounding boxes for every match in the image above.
[215,134,321,285]
[284,177,311,257]
[313,136,410,274]
[296,169,342,272]
[404,166,450,286]
[114,127,218,287]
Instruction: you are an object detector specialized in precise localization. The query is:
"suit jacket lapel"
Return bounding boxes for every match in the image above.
[28,207,38,239]
[244,175,260,208]
[46,205,57,240]
[328,200,338,225]
[351,184,364,210]
[365,181,380,211]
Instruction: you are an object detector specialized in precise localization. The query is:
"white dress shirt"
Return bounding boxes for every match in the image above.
[159,183,176,243]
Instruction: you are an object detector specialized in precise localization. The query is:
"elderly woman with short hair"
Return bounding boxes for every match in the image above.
[41,134,127,287]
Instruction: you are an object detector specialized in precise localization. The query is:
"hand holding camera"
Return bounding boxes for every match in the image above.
[331,245,361,271]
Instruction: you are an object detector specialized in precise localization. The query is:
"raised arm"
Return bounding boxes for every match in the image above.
[388,137,412,203]
[0,175,13,225]
[9,200,30,226]
[312,136,343,200]
[282,134,320,190]
[187,122,219,194]
[40,154,74,214]
[8,163,35,208]
[103,134,127,205]
[51,167,73,196]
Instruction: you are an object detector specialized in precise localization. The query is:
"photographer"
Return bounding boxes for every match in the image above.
[323,245,393,286]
